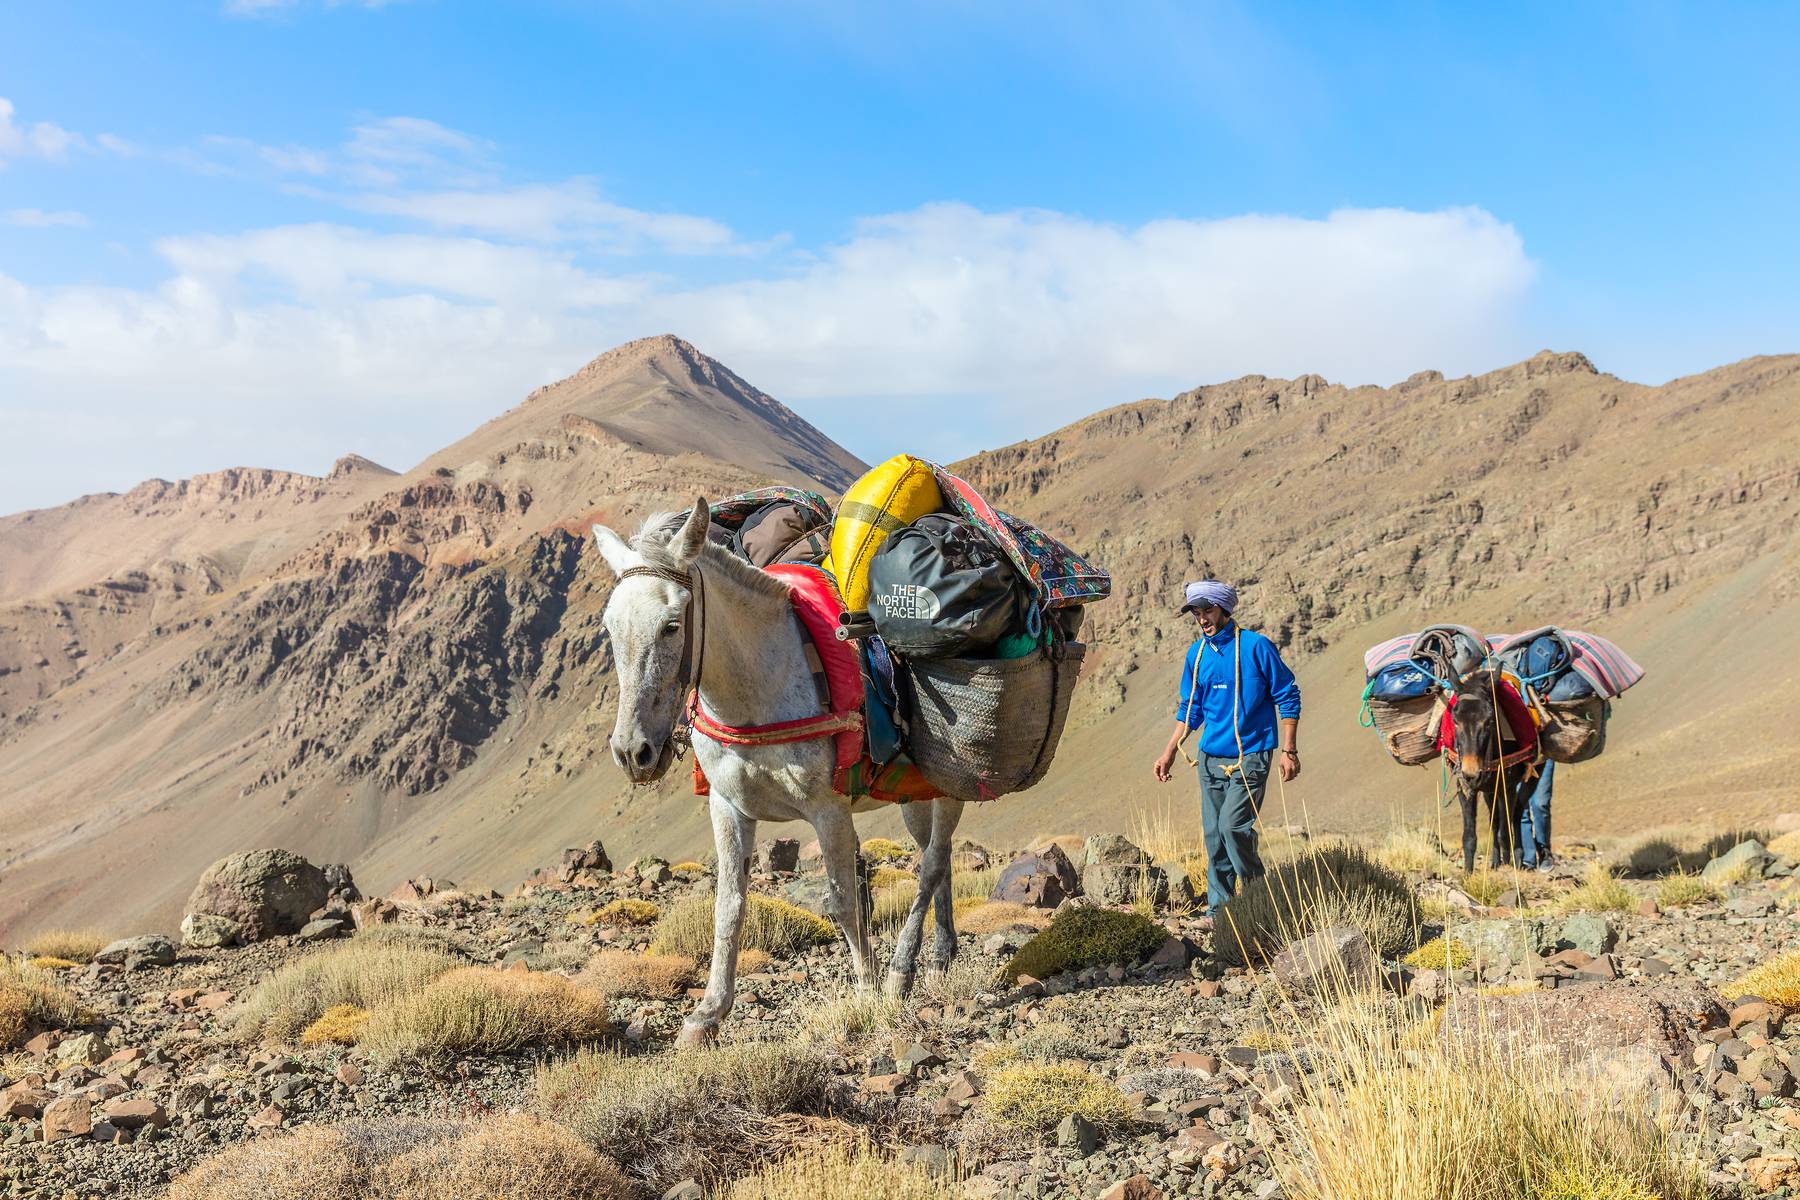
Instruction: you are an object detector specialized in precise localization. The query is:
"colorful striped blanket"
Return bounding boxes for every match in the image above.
[1363,626,1645,699]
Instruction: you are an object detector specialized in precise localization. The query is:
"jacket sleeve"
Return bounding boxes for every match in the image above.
[1175,641,1202,730]
[1262,638,1302,720]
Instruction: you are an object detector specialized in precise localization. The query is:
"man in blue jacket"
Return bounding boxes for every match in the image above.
[1153,580,1302,920]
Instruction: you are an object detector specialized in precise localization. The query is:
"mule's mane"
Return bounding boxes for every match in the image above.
[632,510,795,601]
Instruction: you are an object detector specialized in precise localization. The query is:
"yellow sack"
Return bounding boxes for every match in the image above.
[831,454,944,612]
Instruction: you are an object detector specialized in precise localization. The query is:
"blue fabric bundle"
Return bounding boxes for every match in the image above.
[1370,660,1436,700]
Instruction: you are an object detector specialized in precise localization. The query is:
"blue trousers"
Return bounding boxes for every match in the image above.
[1517,760,1554,867]
[1199,750,1271,913]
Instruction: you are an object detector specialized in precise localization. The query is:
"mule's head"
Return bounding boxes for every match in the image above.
[1449,670,1500,778]
[592,497,711,784]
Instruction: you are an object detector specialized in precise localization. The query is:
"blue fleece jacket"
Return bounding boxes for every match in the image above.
[1174,623,1302,758]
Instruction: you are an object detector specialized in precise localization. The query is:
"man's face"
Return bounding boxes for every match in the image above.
[1192,603,1226,634]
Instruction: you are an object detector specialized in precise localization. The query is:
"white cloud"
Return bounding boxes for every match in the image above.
[345,179,742,253]
[0,97,89,165]
[5,209,89,228]
[0,202,1535,512]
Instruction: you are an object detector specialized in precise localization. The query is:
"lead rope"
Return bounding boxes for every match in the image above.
[1175,626,1244,774]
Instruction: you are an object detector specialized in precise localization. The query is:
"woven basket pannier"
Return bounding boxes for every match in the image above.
[904,642,1086,802]
[1539,696,1609,763]
[1368,694,1444,766]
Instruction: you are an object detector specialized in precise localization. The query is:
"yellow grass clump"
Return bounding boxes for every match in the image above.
[357,967,611,1059]
[1267,990,1704,1200]
[595,898,662,927]
[978,1062,1135,1133]
[671,861,708,875]
[800,989,902,1051]
[720,1141,958,1200]
[1654,872,1720,909]
[301,1004,372,1046]
[1556,863,1637,914]
[955,901,1052,935]
[1376,827,1450,875]
[737,948,774,974]
[1216,846,1417,967]
[649,892,837,959]
[22,928,107,964]
[1766,830,1800,860]
[230,935,465,1045]
[0,958,92,1048]
[871,866,1002,932]
[165,1116,629,1200]
[576,950,697,998]
[871,866,917,888]
[860,838,912,863]
[535,1042,832,1189]
[1720,950,1800,1008]
[27,956,79,971]
[1403,936,1472,971]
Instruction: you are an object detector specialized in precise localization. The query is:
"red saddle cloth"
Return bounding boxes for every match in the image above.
[691,563,940,803]
[1437,677,1539,770]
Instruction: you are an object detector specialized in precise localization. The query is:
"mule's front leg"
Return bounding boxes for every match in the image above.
[680,796,754,1047]
[886,803,938,998]
[812,802,876,993]
[1460,787,1479,875]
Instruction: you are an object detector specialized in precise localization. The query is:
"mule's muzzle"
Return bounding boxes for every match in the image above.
[612,734,676,784]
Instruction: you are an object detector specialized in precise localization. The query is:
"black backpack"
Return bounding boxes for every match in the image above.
[867,514,1030,658]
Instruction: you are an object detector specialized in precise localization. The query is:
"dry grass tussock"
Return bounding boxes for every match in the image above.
[28,957,78,971]
[357,967,610,1059]
[978,1061,1135,1133]
[1721,949,1800,1008]
[800,989,904,1052]
[860,837,913,863]
[577,950,697,998]
[1402,936,1472,971]
[570,898,661,927]
[1656,873,1721,908]
[955,901,1052,935]
[1767,830,1800,860]
[230,933,466,1044]
[1216,845,1418,967]
[301,1004,371,1046]
[872,866,1002,932]
[534,1041,833,1189]
[720,1140,958,1200]
[0,957,92,1049]
[649,892,837,959]
[1555,863,1638,914]
[1375,826,1450,875]
[1267,994,1704,1200]
[1461,866,1559,907]
[165,1116,628,1200]
[1131,801,1207,883]
[21,928,107,964]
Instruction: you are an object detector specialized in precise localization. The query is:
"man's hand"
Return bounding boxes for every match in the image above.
[1278,749,1300,782]
[1153,747,1177,782]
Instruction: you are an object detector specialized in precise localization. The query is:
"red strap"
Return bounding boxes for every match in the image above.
[688,691,864,747]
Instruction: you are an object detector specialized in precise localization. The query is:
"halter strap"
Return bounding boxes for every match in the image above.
[616,562,706,763]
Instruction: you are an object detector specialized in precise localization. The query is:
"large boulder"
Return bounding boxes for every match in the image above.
[95,934,176,968]
[992,844,1082,909]
[1269,924,1377,995]
[1080,835,1167,905]
[183,849,329,942]
[1702,839,1770,884]
[1442,980,1723,1098]
[1450,916,1552,969]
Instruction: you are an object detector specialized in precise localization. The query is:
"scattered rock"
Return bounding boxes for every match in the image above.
[179,912,244,949]
[757,838,801,874]
[993,844,1082,908]
[95,934,177,967]
[1702,839,1770,884]
[42,1093,93,1144]
[1269,924,1376,994]
[1557,913,1616,956]
[1098,1174,1163,1200]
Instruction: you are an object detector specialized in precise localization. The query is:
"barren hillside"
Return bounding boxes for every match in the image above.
[2,341,1795,943]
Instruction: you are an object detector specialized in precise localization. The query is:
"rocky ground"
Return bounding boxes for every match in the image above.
[4,827,1800,1200]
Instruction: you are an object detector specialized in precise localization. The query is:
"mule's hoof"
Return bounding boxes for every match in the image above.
[884,970,915,1000]
[677,1019,719,1048]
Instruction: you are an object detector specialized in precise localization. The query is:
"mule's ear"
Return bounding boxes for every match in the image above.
[670,497,711,567]
[590,525,636,578]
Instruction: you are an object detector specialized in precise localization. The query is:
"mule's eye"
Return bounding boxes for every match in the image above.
[661,621,681,638]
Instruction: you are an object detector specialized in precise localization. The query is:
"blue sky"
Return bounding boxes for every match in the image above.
[2,1,1796,513]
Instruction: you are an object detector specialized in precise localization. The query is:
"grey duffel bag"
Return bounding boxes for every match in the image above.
[904,641,1086,802]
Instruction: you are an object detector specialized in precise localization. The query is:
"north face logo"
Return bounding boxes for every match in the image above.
[875,584,941,621]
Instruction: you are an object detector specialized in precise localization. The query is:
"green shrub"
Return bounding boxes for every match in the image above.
[859,838,912,863]
[1403,936,1471,971]
[648,892,837,959]
[1002,906,1167,983]
[231,938,466,1044]
[1216,845,1418,967]
[978,1062,1135,1133]
[535,1042,832,1189]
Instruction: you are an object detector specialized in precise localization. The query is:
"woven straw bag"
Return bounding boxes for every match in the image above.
[1369,694,1444,766]
[904,642,1086,802]
[1539,696,1609,763]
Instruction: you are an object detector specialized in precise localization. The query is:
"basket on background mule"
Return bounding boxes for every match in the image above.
[903,642,1086,802]
[1538,696,1609,763]
[1368,695,1444,766]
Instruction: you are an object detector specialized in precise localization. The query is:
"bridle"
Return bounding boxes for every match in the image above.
[617,563,706,768]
